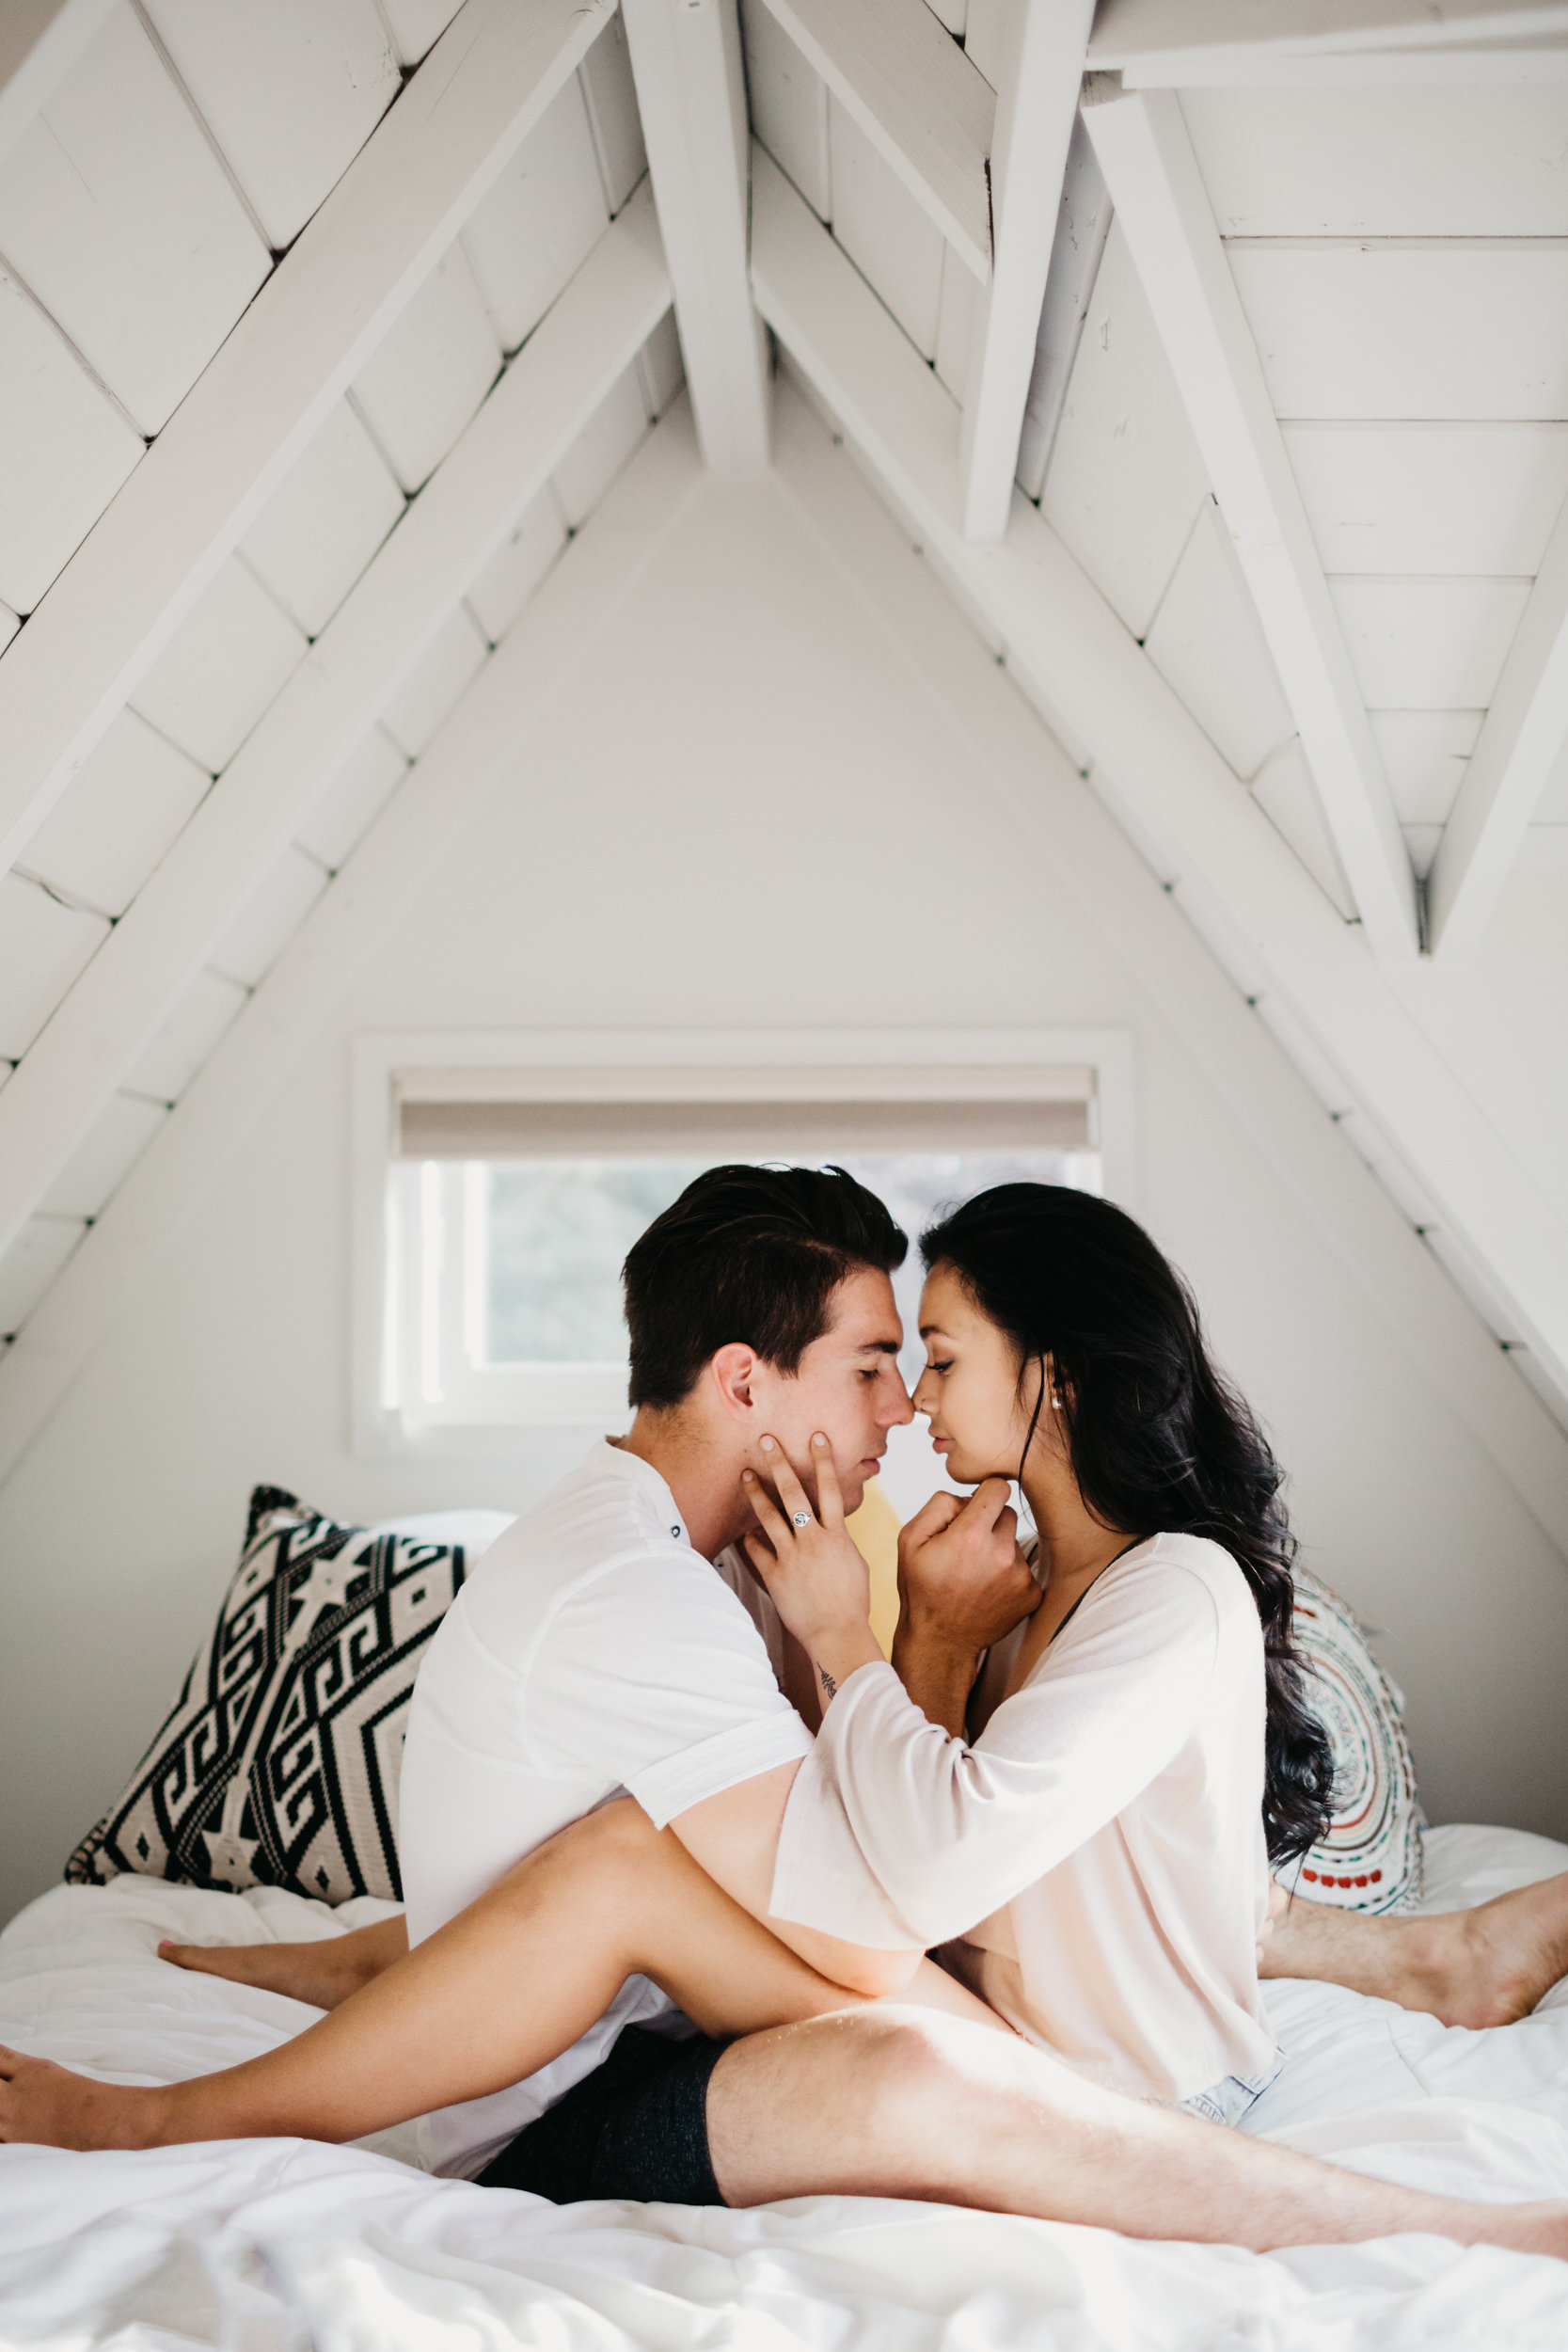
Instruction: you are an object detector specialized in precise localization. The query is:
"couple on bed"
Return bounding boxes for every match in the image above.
[5,1167,1568,2257]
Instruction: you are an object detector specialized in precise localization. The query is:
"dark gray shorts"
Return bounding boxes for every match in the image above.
[477,2026,731,2205]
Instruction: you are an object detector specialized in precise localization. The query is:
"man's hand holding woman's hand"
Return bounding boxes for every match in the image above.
[893,1481,1041,1735]
[742,1436,883,1709]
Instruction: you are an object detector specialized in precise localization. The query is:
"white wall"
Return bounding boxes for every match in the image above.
[3,394,1566,1922]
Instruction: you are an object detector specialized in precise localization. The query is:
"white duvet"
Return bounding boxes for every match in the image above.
[4,1822,1568,2351]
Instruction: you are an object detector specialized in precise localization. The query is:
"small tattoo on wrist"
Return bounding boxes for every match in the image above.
[817,1663,838,1700]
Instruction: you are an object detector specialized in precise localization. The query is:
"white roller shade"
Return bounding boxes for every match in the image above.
[393,1063,1096,1160]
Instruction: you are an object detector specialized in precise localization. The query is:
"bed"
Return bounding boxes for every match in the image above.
[4,1821,1568,2350]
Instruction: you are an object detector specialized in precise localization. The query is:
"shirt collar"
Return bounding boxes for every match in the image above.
[588,1435,692,1550]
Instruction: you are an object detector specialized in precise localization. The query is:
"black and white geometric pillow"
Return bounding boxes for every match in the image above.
[66,1486,469,1905]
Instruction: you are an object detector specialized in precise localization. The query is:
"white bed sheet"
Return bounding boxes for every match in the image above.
[4,1823,1568,2350]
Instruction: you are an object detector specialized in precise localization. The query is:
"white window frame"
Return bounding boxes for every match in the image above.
[352,1027,1135,1458]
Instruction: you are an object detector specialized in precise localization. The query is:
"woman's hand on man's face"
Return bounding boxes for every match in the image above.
[741,1437,882,1687]
[895,1480,1042,1661]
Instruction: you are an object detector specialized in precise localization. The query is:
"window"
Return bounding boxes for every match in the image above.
[354,1034,1132,1459]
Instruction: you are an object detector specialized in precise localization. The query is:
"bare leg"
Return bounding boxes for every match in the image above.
[1263,1877,1568,2028]
[706,2008,1568,2259]
[0,1800,990,2152]
[7,1810,1568,2257]
[165,1871,1568,2035]
[158,1916,407,2010]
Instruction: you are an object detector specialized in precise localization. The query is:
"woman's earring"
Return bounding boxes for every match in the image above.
[1050,1394,1063,1411]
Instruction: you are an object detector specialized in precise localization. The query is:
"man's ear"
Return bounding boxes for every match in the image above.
[708,1343,761,1424]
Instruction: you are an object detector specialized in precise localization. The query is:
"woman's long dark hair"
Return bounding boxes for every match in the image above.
[922,1183,1335,1866]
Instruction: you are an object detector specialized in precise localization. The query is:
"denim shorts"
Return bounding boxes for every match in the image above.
[1177,2053,1284,2129]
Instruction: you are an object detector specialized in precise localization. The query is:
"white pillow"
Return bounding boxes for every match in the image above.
[364,1509,515,1560]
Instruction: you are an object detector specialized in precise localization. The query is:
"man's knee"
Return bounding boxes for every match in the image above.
[836,2008,1000,2138]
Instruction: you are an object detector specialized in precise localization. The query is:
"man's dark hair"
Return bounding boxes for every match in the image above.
[623,1164,907,1409]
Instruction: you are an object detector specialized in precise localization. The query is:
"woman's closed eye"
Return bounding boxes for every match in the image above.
[925,1358,953,1376]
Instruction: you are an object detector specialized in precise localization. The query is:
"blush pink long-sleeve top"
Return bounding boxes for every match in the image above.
[768,1532,1277,2105]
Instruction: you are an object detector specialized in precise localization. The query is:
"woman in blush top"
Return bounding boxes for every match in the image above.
[759,1183,1337,2122]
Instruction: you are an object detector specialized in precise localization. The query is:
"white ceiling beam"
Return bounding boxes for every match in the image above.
[1080,84,1419,961]
[1087,0,1568,74]
[958,0,1094,542]
[0,0,617,885]
[749,140,1568,1391]
[621,0,769,473]
[757,0,994,284]
[0,0,113,168]
[770,382,1568,1551]
[1108,45,1568,87]
[0,188,672,1263]
[0,405,706,1489]
[1014,117,1112,500]
[1427,485,1568,959]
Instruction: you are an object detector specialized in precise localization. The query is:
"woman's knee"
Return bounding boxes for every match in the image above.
[573,1798,661,1864]
[497,1798,658,1905]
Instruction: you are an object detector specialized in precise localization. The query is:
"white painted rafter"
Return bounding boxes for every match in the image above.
[769,384,1568,1549]
[0,0,616,884]
[1087,0,1568,79]
[0,405,706,1486]
[0,187,672,1263]
[958,0,1094,541]
[1428,485,1568,958]
[758,0,994,284]
[748,142,1568,1394]
[1014,116,1111,501]
[621,0,768,473]
[1080,84,1418,961]
[0,0,113,169]
[1105,45,1568,86]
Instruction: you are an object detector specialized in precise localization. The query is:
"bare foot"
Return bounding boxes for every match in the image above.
[1265,1874,1568,2028]
[159,1937,345,2010]
[1428,1874,1568,2029]
[0,2043,170,2151]
[157,1915,405,2012]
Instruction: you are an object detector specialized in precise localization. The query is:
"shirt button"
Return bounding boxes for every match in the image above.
[671,1525,681,1538]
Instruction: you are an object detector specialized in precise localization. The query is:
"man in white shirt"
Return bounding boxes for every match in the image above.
[29,1165,1562,2265]
[391,1162,966,2179]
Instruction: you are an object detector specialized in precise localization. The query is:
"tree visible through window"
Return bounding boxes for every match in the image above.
[480,1149,1101,1396]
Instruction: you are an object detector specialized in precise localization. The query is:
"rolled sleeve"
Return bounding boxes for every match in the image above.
[630,1710,814,1829]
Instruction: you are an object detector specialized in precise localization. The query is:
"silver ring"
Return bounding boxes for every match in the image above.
[790,1510,812,1528]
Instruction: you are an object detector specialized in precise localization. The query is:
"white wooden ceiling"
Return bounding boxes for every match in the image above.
[0,0,1565,1463]
[0,0,679,1353]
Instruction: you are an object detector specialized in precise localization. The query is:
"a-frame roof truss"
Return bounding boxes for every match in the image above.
[1,0,1566,1459]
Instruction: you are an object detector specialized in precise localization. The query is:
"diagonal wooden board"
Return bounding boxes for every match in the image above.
[0,0,616,882]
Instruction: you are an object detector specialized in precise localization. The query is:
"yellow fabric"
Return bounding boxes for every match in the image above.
[846,1483,901,1660]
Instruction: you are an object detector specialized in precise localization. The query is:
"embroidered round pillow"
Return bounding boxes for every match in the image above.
[1290,1566,1423,1913]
